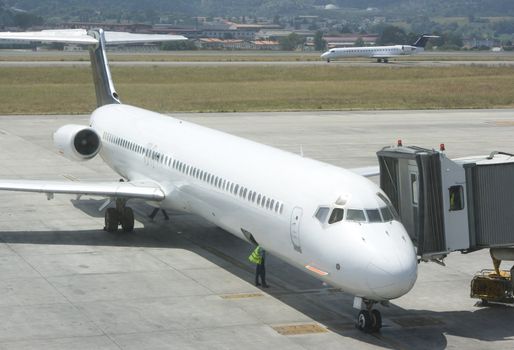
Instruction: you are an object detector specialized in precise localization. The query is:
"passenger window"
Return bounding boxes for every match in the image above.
[234,185,239,194]
[346,209,366,222]
[315,207,330,223]
[279,203,284,214]
[449,185,464,211]
[366,209,382,223]
[328,208,344,224]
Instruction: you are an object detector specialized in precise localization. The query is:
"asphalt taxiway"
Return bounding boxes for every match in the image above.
[0,110,513,349]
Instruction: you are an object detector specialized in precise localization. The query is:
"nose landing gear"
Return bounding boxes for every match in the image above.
[354,298,382,332]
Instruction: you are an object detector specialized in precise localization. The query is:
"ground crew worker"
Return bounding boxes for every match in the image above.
[249,245,269,288]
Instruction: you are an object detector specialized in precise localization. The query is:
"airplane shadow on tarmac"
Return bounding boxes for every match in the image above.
[0,198,512,349]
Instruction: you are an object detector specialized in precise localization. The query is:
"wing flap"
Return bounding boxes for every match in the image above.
[0,180,165,201]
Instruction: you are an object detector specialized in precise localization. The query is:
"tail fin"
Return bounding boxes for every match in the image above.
[0,29,187,107]
[412,34,440,48]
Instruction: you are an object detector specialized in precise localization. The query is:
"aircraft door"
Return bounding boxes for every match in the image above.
[143,143,152,166]
[290,207,303,253]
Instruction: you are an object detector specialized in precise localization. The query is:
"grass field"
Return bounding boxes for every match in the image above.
[0,65,513,114]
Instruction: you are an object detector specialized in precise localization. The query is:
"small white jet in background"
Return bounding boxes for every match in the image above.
[0,28,418,333]
[321,34,439,63]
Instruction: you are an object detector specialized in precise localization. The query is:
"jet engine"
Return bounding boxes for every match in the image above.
[53,124,101,161]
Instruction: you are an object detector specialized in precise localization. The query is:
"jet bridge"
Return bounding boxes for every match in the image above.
[377,144,514,304]
[377,144,514,259]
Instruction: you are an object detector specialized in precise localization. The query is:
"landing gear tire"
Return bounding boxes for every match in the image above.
[371,309,382,332]
[384,58,389,63]
[120,207,135,232]
[356,310,372,332]
[104,208,119,232]
[377,58,382,63]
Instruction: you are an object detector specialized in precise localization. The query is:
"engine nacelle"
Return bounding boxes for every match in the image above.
[53,124,101,161]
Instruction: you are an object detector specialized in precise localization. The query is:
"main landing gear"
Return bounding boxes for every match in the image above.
[104,198,135,232]
[355,298,382,333]
[377,58,389,63]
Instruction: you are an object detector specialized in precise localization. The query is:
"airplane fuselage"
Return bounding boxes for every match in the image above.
[321,45,422,61]
[91,104,418,301]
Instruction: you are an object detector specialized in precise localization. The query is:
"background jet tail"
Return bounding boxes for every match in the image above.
[412,34,439,48]
[0,29,187,107]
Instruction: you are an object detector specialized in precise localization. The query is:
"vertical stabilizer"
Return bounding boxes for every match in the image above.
[87,29,121,106]
[412,34,439,48]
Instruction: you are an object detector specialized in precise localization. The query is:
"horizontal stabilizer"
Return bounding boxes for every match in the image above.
[0,29,97,44]
[0,29,187,45]
[104,31,187,44]
[0,179,165,201]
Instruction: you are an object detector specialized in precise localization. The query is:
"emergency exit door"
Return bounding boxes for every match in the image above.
[290,207,303,253]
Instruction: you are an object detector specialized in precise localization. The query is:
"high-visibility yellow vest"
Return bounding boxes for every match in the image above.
[248,246,262,264]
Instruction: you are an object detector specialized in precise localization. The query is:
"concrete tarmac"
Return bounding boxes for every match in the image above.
[0,110,513,349]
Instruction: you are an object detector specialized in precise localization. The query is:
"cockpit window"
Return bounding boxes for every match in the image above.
[315,207,330,223]
[366,209,382,223]
[346,209,366,222]
[328,208,344,224]
[377,192,399,219]
[380,206,394,222]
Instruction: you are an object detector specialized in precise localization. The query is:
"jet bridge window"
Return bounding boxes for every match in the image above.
[449,185,464,211]
[411,173,419,205]
[328,208,345,224]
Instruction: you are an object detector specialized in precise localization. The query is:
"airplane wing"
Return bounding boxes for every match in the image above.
[371,54,402,58]
[0,179,165,200]
[350,166,380,177]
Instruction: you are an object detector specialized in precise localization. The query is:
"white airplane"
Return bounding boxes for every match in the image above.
[321,34,439,63]
[0,29,417,333]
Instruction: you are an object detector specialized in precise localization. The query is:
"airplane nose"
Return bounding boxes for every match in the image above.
[366,251,417,300]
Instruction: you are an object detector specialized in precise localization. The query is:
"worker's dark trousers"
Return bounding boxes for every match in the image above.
[255,263,266,285]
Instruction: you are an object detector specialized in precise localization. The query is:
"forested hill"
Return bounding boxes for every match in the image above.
[2,0,514,22]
